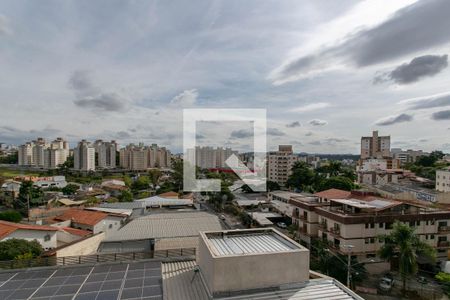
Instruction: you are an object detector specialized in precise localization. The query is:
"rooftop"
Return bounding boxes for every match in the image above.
[0,220,59,239]
[203,229,300,256]
[54,208,108,226]
[104,212,222,242]
[314,188,352,199]
[135,196,193,207]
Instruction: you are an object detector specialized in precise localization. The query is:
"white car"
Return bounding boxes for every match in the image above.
[379,277,394,292]
[276,222,287,229]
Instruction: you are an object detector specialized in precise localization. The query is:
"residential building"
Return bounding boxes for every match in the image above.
[268,145,299,186]
[185,146,237,169]
[316,198,450,269]
[18,142,33,166]
[392,148,428,165]
[436,169,450,193]
[53,208,127,234]
[119,143,172,170]
[94,140,118,169]
[357,170,399,185]
[73,140,95,171]
[360,130,390,159]
[0,220,59,250]
[43,138,70,169]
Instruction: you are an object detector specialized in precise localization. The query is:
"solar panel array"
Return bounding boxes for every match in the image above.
[0,261,162,300]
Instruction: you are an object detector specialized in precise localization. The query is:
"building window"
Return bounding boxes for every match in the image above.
[379,223,384,228]
[44,234,51,242]
[109,224,113,229]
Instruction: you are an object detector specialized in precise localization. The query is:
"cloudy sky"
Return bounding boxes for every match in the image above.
[0,0,449,154]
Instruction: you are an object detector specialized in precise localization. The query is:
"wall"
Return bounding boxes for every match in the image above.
[5,229,57,250]
[55,232,106,258]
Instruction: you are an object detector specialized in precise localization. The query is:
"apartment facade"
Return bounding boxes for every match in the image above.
[119,143,172,170]
[74,140,96,171]
[436,169,450,192]
[95,140,118,169]
[18,137,69,169]
[360,131,390,159]
[316,198,450,263]
[268,145,299,186]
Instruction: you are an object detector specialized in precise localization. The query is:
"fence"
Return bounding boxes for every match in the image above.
[0,248,196,270]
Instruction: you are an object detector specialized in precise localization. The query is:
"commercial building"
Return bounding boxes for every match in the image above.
[392,148,428,165]
[436,169,450,193]
[99,212,222,253]
[360,131,390,159]
[94,140,118,169]
[357,170,399,185]
[268,145,299,186]
[73,140,96,171]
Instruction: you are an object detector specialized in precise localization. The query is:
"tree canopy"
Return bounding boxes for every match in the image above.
[0,239,43,261]
[0,210,22,223]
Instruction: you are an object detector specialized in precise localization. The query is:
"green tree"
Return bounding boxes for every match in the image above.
[436,272,450,296]
[0,210,22,222]
[379,221,436,293]
[286,162,315,191]
[317,176,355,191]
[61,184,79,195]
[18,181,44,207]
[148,169,162,185]
[0,239,43,261]
[119,190,133,202]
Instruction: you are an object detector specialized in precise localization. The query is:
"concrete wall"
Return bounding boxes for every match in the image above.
[4,229,58,250]
[56,232,106,258]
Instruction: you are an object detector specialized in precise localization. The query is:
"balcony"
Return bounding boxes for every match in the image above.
[438,241,450,248]
[438,226,450,233]
[318,222,327,229]
[329,227,341,236]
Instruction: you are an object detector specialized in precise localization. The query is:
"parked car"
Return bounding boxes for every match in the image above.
[379,274,394,292]
[276,222,287,229]
[219,214,226,221]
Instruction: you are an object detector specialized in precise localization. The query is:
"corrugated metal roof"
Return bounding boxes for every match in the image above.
[161,259,363,300]
[104,212,222,242]
[136,196,193,207]
[207,232,297,256]
[162,260,209,300]
[216,279,364,300]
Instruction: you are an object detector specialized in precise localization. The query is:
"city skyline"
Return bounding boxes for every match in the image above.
[1,0,450,154]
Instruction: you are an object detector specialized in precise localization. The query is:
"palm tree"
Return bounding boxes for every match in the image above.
[379,221,435,293]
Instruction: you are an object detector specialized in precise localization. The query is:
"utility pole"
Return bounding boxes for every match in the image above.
[341,244,354,288]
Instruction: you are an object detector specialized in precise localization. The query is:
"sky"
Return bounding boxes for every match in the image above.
[0,0,449,154]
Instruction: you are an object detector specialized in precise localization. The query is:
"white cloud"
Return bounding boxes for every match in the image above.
[291,102,330,113]
[170,89,198,107]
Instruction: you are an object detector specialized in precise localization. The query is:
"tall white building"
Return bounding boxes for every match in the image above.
[268,145,299,186]
[95,140,118,169]
[119,143,171,170]
[74,140,96,171]
[18,142,33,166]
[436,169,450,193]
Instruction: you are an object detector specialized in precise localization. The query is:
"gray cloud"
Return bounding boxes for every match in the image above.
[286,121,301,128]
[374,54,448,84]
[375,113,413,126]
[274,0,450,82]
[267,128,285,136]
[0,126,62,145]
[74,93,128,112]
[69,71,128,112]
[432,110,450,120]
[309,119,328,126]
[404,92,450,110]
[230,129,253,139]
[170,89,198,107]
[305,132,313,137]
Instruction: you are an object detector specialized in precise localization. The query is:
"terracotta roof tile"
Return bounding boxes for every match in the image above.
[0,220,59,239]
[61,227,91,237]
[54,209,107,226]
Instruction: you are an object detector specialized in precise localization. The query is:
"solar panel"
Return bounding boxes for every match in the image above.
[0,260,163,300]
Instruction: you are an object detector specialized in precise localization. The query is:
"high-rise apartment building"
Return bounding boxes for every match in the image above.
[95,140,118,169]
[18,142,34,166]
[18,137,69,169]
[187,146,237,169]
[74,140,96,171]
[436,169,450,193]
[119,143,171,170]
[360,131,390,159]
[268,145,299,186]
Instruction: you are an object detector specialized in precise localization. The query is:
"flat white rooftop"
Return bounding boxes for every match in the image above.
[205,229,300,256]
